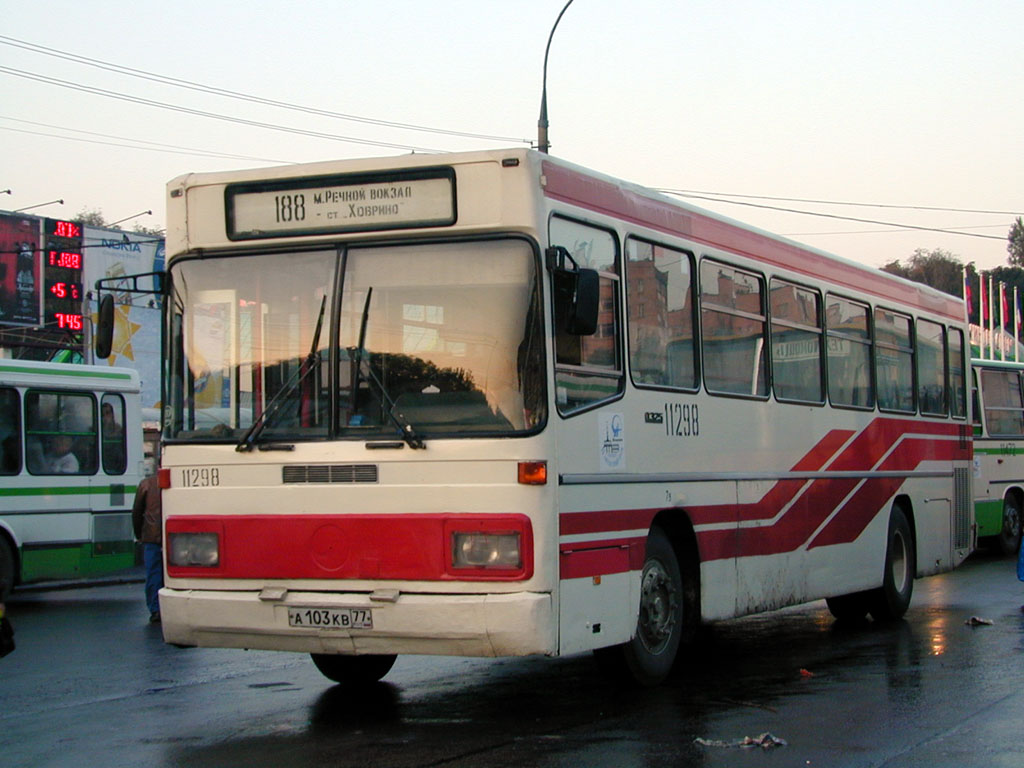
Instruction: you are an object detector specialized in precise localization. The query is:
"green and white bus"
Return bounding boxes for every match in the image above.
[971,357,1024,554]
[0,359,144,598]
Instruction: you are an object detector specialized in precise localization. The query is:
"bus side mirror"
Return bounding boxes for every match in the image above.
[547,246,599,336]
[95,293,115,359]
[566,268,599,335]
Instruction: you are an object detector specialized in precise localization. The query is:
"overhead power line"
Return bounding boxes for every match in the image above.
[0,117,295,164]
[658,188,1022,217]
[663,191,1009,241]
[0,65,445,153]
[0,34,530,145]
[783,224,1010,237]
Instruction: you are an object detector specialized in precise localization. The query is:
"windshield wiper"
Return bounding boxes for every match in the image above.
[351,287,426,450]
[236,295,326,452]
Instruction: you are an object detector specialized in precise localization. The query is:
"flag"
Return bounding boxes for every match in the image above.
[964,272,973,316]
[981,276,988,322]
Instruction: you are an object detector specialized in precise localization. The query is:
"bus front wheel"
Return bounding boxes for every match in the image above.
[310,653,397,685]
[595,526,694,686]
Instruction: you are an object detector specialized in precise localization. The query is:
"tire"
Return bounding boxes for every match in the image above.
[825,591,869,622]
[866,505,915,622]
[310,653,397,685]
[595,526,695,687]
[0,536,15,601]
[998,496,1022,556]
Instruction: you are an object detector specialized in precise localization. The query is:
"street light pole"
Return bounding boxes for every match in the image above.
[108,209,153,228]
[13,198,64,213]
[537,0,575,154]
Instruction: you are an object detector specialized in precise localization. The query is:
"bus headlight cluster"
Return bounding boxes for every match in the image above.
[168,532,220,567]
[452,532,521,569]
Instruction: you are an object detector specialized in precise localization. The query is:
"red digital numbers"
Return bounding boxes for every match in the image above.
[49,282,82,300]
[55,313,84,331]
[48,250,83,269]
[52,220,82,238]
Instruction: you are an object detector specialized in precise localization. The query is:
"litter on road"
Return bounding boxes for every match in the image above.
[695,732,788,749]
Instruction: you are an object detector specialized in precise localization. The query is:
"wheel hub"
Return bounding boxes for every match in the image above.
[638,559,679,653]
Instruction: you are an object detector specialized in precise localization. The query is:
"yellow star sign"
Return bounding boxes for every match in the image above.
[91,303,143,364]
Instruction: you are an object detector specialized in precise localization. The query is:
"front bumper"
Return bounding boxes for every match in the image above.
[159,587,556,657]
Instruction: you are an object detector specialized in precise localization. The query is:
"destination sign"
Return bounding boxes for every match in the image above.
[225,169,456,240]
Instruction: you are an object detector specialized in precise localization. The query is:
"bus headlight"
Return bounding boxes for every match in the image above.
[452,532,521,569]
[168,532,220,567]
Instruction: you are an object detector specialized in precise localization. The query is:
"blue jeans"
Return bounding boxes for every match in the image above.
[144,543,163,615]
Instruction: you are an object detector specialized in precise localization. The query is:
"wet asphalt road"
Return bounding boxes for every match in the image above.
[3,551,1024,767]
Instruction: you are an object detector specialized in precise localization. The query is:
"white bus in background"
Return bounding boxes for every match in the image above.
[971,357,1024,554]
[0,359,144,598]
[132,149,973,686]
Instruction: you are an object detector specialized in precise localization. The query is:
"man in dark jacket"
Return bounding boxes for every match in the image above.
[132,467,163,623]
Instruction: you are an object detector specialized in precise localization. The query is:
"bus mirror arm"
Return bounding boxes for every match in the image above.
[545,246,599,336]
[93,271,166,359]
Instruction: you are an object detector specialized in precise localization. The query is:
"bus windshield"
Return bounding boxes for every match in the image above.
[166,238,545,442]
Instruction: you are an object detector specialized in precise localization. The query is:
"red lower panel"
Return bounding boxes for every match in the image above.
[166,513,533,581]
[559,537,644,579]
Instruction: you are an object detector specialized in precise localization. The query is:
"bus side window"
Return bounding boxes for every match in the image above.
[549,216,623,413]
[948,327,967,419]
[825,295,874,409]
[625,237,697,390]
[771,280,824,404]
[981,369,1024,436]
[25,392,97,475]
[0,388,20,475]
[101,394,127,474]
[874,309,914,413]
[701,260,768,397]
[971,367,982,431]
[917,319,948,416]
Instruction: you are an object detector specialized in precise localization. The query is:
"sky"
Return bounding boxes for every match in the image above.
[2,0,1021,272]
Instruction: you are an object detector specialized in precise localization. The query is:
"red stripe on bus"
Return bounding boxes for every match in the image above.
[808,437,963,549]
[558,428,856,536]
[542,162,965,322]
[165,513,533,581]
[558,418,966,570]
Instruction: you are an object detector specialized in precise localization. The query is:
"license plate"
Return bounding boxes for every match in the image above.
[287,607,373,629]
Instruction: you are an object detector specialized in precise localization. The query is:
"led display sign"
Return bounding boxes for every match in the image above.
[43,218,84,335]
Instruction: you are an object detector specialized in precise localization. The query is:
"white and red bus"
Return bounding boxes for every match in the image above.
[149,149,972,686]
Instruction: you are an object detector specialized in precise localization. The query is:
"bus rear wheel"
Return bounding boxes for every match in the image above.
[825,592,869,622]
[595,526,694,686]
[310,653,397,685]
[866,506,915,622]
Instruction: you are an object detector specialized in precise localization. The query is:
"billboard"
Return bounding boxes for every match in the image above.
[84,226,165,408]
[0,213,42,326]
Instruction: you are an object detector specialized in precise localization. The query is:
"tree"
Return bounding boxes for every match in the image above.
[132,223,165,237]
[73,208,107,227]
[1009,217,1024,267]
[880,248,964,298]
